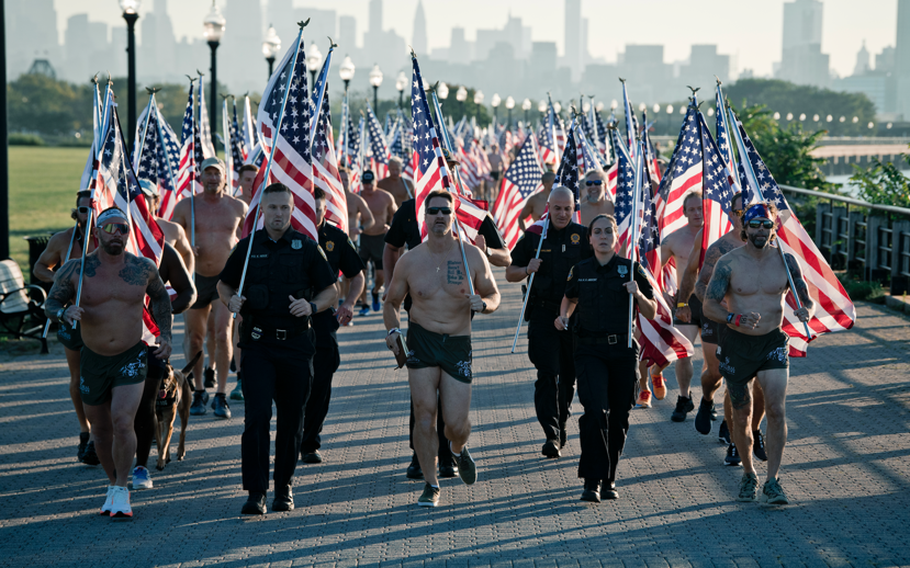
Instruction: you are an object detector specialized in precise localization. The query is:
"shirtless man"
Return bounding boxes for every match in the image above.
[377,156,414,207]
[384,190,501,507]
[703,202,813,505]
[237,164,259,204]
[33,190,99,465]
[488,144,503,183]
[517,172,556,231]
[44,207,173,519]
[140,180,195,273]
[677,192,766,466]
[656,191,703,420]
[171,157,248,418]
[340,166,375,240]
[357,170,396,316]
[579,169,615,227]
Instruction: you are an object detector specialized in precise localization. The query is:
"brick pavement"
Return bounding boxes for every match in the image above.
[1,270,909,567]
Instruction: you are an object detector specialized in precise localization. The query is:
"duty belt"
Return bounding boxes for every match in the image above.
[250,322,308,341]
[576,333,628,346]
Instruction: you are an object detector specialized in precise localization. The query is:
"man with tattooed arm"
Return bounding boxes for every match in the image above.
[45,207,173,520]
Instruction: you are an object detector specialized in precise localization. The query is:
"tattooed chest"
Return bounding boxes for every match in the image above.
[412,260,471,299]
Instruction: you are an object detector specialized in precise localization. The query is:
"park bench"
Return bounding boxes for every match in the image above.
[0,259,48,352]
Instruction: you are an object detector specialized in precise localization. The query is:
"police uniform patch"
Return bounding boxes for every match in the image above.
[567,266,574,281]
[636,264,647,277]
[317,246,328,260]
[617,264,629,277]
[292,239,303,250]
[570,233,580,244]
[326,241,335,252]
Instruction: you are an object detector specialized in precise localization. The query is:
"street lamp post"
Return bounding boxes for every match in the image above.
[203,1,225,135]
[491,93,501,121]
[339,56,355,93]
[395,71,407,108]
[505,96,515,127]
[522,98,531,123]
[455,85,467,119]
[119,0,141,151]
[306,42,323,88]
[262,25,281,79]
[474,90,484,120]
[369,64,383,112]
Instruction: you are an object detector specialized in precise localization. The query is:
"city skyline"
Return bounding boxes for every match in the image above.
[48,0,898,79]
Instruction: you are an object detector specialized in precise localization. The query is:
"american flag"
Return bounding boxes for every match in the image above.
[410,53,454,241]
[656,101,702,239]
[733,113,856,357]
[611,127,638,251]
[635,170,694,367]
[241,95,258,159]
[196,76,216,159]
[696,111,734,267]
[175,82,199,203]
[491,133,544,249]
[366,103,390,180]
[311,60,348,234]
[232,98,249,163]
[536,123,556,170]
[134,94,180,219]
[555,122,581,204]
[546,96,566,160]
[243,26,317,240]
[226,98,247,196]
[347,116,365,193]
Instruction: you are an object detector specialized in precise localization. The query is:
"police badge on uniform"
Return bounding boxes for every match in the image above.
[570,233,581,244]
[617,264,629,277]
[326,241,335,252]
[292,239,303,250]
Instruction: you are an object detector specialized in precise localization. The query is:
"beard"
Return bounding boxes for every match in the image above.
[101,240,125,255]
[430,221,449,237]
[748,233,769,249]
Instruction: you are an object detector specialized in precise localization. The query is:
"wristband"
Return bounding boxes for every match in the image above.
[677,302,688,308]
[726,313,735,324]
[481,301,487,312]
[735,314,742,327]
[56,307,66,322]
[388,328,401,336]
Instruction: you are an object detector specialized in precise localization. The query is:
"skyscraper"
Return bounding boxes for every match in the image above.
[777,0,830,87]
[413,0,428,57]
[6,0,60,78]
[370,0,383,34]
[896,0,910,117]
[222,0,264,93]
[564,0,581,81]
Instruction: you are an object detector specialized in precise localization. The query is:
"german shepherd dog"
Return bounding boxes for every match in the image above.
[155,352,200,470]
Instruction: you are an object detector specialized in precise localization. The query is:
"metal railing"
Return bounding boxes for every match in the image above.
[778,184,910,294]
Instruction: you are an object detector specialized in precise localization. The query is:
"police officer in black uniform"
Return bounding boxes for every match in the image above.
[218,183,337,515]
[559,214,657,503]
[506,186,591,458]
[383,170,511,480]
[299,188,366,464]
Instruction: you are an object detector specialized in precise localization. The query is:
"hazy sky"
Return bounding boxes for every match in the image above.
[57,0,899,78]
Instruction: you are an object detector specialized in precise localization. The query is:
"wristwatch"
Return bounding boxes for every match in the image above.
[481,301,488,312]
[309,302,318,315]
[677,302,688,308]
[56,307,66,322]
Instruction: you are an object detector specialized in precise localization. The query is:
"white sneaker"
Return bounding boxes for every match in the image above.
[109,486,133,520]
[99,485,115,515]
[131,466,153,490]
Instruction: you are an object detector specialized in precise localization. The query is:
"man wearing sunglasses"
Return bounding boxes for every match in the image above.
[34,190,100,466]
[703,202,814,506]
[677,193,768,467]
[44,207,173,520]
[384,190,501,507]
[579,170,615,227]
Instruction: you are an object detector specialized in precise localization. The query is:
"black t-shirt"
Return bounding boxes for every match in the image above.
[319,221,366,278]
[510,222,591,306]
[564,255,654,335]
[385,198,506,250]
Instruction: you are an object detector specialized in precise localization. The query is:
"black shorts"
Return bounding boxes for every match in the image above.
[57,321,84,351]
[359,233,385,270]
[190,273,221,309]
[79,341,148,406]
[717,328,789,408]
[673,295,720,344]
[406,321,473,384]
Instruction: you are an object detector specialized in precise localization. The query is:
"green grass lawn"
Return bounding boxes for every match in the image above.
[8,146,91,275]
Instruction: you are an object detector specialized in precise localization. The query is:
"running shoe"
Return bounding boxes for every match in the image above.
[635,389,652,408]
[761,477,790,505]
[77,432,90,462]
[190,391,207,415]
[203,366,215,389]
[650,369,668,400]
[724,442,742,466]
[753,429,768,462]
[542,438,561,458]
[737,472,759,502]
[82,440,100,466]
[109,486,132,520]
[718,420,731,445]
[99,485,115,515]
[670,395,695,422]
[455,445,477,485]
[694,398,714,435]
[417,483,440,507]
[131,466,153,490]
[212,393,231,419]
[230,375,244,401]
[358,305,370,317]
[371,292,381,312]
[406,453,424,480]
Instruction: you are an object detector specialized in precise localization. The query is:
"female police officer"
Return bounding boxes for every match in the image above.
[557,214,657,503]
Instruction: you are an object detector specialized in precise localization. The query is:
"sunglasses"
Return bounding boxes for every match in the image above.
[585,180,604,186]
[731,209,744,217]
[747,219,774,229]
[427,207,452,215]
[101,223,130,235]
[77,206,91,214]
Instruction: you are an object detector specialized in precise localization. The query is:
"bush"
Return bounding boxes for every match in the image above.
[9,133,45,146]
[837,273,885,303]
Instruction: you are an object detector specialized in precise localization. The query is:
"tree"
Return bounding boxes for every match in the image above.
[849,151,910,210]
[7,74,93,136]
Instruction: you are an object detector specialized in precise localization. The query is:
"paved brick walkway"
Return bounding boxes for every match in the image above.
[1,271,909,567]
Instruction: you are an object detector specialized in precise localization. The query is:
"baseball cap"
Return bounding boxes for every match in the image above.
[361,170,375,183]
[200,157,225,174]
[138,179,159,198]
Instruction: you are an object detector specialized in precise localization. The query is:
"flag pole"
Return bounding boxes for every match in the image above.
[627,136,644,348]
[186,77,197,255]
[511,216,549,354]
[429,85,475,298]
[221,94,234,195]
[233,20,310,320]
[727,104,813,339]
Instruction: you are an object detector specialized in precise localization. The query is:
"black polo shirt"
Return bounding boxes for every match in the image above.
[319,221,366,278]
[510,221,591,307]
[564,255,654,335]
